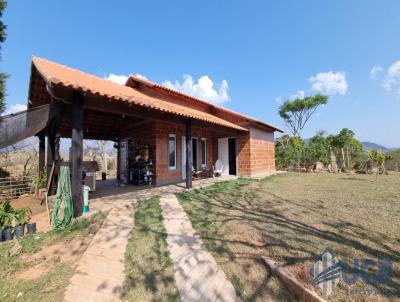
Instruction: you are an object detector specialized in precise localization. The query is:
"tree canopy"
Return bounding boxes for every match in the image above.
[0,0,7,113]
[278,94,328,137]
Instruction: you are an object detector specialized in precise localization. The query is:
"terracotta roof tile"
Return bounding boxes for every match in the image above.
[31,56,247,132]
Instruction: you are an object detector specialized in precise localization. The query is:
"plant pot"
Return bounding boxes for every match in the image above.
[26,223,36,234]
[15,225,25,238]
[2,228,13,241]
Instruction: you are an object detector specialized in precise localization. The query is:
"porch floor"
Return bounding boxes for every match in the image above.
[89,175,238,214]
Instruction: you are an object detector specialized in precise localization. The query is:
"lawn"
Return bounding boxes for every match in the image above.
[177,173,400,301]
[0,211,107,302]
[123,197,180,302]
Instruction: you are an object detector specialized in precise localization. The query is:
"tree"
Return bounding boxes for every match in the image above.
[279,94,328,136]
[304,131,330,168]
[368,149,385,169]
[275,135,304,170]
[327,128,363,172]
[0,0,7,113]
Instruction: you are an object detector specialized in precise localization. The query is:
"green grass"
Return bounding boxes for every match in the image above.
[0,211,107,302]
[177,173,400,301]
[123,197,180,302]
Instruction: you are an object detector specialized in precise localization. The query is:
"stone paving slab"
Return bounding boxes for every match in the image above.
[64,204,135,302]
[64,176,239,302]
[160,193,238,302]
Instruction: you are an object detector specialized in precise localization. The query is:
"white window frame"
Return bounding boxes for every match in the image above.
[168,134,177,170]
[201,137,207,168]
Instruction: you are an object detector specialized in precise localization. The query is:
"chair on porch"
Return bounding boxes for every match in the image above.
[213,159,223,177]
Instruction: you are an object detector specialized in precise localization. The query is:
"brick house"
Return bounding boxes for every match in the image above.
[28,57,282,215]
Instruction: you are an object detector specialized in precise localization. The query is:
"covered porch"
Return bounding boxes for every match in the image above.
[28,57,248,217]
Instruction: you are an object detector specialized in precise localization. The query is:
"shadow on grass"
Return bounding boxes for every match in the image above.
[176,175,400,301]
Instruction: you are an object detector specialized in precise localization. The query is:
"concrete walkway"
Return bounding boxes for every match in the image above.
[64,176,238,302]
[64,203,134,302]
[160,194,238,302]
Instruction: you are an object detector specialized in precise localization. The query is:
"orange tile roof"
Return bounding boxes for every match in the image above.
[128,75,283,133]
[31,56,247,132]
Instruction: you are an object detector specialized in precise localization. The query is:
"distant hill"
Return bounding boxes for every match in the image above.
[361,142,396,153]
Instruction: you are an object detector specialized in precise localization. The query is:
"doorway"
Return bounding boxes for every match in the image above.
[228,138,236,175]
[192,138,198,170]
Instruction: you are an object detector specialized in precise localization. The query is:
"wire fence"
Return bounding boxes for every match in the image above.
[0,175,35,200]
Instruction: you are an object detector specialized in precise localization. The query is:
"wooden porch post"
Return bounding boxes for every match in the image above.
[71,91,84,217]
[38,131,45,176]
[185,119,192,188]
[46,126,55,176]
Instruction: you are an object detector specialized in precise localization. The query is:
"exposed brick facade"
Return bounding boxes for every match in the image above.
[249,127,275,176]
[123,121,275,183]
[148,120,217,185]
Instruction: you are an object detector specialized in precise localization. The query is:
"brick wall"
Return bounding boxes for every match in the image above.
[237,134,251,176]
[249,127,275,175]
[237,127,275,177]
[123,120,275,182]
[154,120,218,185]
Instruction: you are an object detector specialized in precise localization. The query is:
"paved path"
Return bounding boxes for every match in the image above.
[160,194,238,302]
[64,176,238,302]
[64,203,134,302]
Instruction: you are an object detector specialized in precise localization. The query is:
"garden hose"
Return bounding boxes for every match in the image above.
[52,166,74,230]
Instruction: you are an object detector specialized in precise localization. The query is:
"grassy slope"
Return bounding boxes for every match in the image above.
[0,211,107,302]
[123,197,180,302]
[177,173,400,301]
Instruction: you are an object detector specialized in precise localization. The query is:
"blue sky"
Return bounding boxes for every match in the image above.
[2,1,400,147]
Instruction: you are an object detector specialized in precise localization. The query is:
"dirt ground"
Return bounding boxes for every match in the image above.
[9,195,51,232]
[10,195,46,216]
[16,235,92,280]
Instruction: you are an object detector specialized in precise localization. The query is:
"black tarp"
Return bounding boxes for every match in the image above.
[0,103,62,149]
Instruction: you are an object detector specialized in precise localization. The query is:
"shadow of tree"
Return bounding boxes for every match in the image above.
[177,174,400,301]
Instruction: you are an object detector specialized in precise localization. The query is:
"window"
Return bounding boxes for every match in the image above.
[168,134,176,170]
[201,138,207,167]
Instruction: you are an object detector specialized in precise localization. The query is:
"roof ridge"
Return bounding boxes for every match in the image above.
[128,75,283,132]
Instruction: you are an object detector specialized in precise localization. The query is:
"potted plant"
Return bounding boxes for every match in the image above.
[1,199,16,241]
[0,209,5,242]
[2,212,16,241]
[15,207,30,237]
[23,207,36,234]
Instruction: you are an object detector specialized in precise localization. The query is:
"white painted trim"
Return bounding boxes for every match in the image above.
[168,134,177,170]
[201,137,207,168]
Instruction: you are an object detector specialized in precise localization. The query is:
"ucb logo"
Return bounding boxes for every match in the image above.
[310,248,394,297]
[340,257,393,286]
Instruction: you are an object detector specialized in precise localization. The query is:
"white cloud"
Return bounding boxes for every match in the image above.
[2,103,27,115]
[370,65,383,79]
[134,73,148,81]
[309,71,348,96]
[105,72,230,104]
[105,73,148,85]
[162,75,230,104]
[382,61,400,92]
[290,90,305,100]
[106,74,128,85]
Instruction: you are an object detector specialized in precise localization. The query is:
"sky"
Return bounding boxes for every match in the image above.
[2,1,400,148]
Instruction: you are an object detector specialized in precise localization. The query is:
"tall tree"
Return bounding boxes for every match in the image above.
[0,0,7,113]
[327,128,363,172]
[279,94,328,137]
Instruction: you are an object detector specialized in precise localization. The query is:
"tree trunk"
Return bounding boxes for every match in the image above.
[341,148,346,170]
[330,150,338,173]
